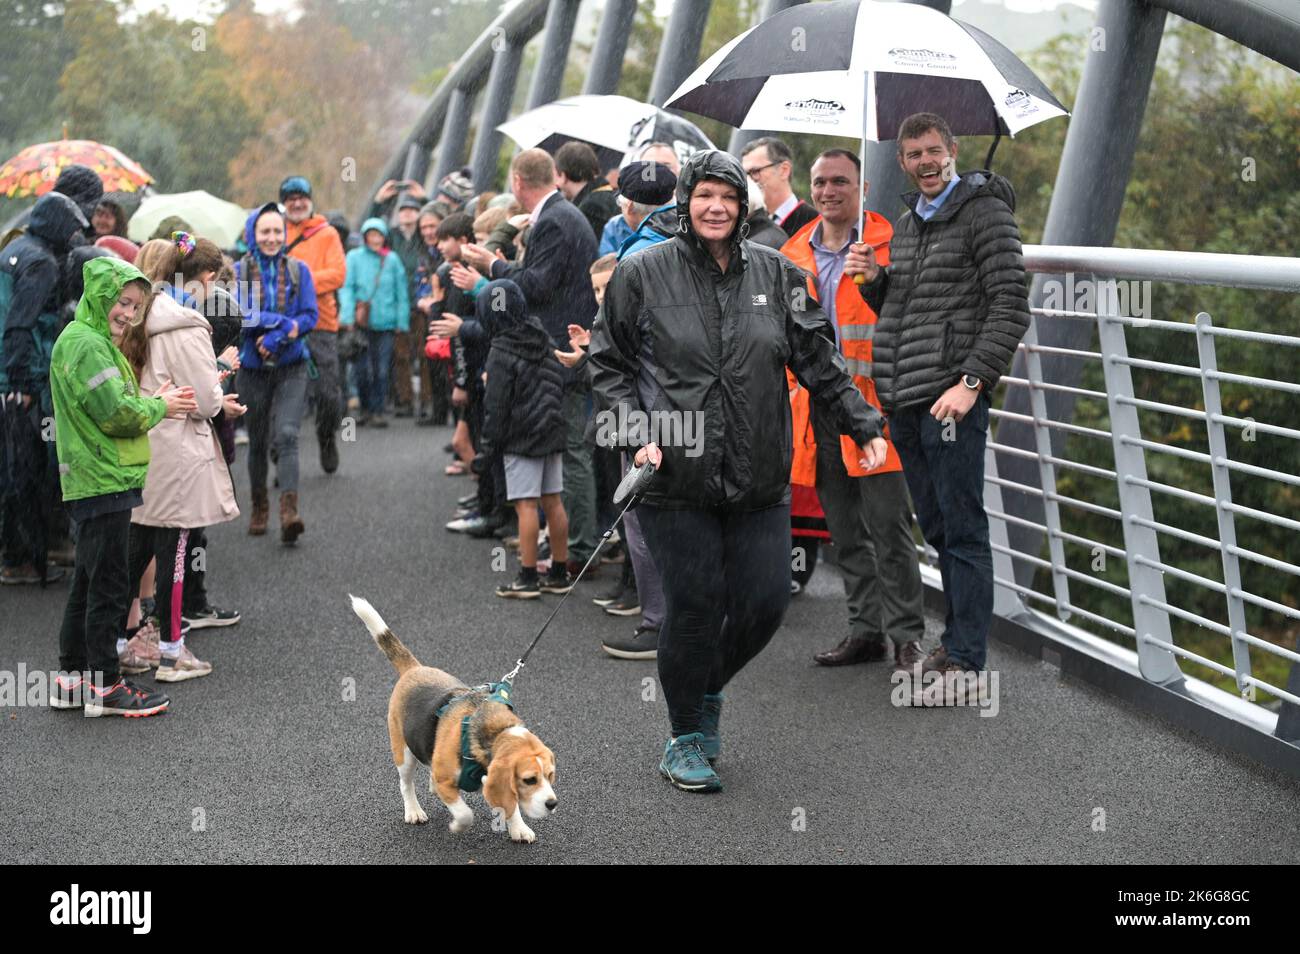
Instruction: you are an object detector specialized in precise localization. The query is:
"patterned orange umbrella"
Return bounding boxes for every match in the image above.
[0,139,153,199]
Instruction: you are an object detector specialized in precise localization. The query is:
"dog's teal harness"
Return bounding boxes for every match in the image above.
[435,681,516,793]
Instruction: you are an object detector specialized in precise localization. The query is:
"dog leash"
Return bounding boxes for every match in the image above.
[500,460,659,686]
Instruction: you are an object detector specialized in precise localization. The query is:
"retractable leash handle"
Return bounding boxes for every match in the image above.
[501,460,660,685]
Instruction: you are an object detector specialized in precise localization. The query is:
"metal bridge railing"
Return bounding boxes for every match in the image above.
[950,245,1300,747]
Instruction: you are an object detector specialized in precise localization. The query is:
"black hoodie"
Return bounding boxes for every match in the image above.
[587,150,882,511]
[477,279,566,461]
[2,192,89,395]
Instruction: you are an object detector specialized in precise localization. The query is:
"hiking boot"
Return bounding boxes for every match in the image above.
[467,515,506,539]
[601,624,658,661]
[249,487,270,536]
[893,639,926,672]
[0,563,65,585]
[921,645,950,673]
[370,414,389,429]
[539,566,575,594]
[280,492,305,544]
[700,693,723,762]
[320,435,339,474]
[659,733,722,793]
[183,605,241,630]
[496,571,541,600]
[155,645,213,683]
[84,679,170,718]
[813,634,888,667]
[119,620,160,674]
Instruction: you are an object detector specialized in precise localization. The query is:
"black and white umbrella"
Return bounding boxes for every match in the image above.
[665,0,1067,144]
[498,94,716,171]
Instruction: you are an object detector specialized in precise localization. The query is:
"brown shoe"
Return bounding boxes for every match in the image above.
[921,645,950,673]
[814,634,888,667]
[249,487,269,536]
[280,491,305,544]
[893,639,926,672]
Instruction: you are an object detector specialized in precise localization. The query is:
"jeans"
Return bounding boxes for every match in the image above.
[888,395,993,670]
[59,509,132,683]
[356,330,395,415]
[811,408,925,646]
[638,503,792,737]
[308,330,341,443]
[238,362,309,494]
[562,388,598,562]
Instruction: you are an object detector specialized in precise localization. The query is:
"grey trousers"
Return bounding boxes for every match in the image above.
[622,509,664,630]
[239,362,309,494]
[812,407,925,646]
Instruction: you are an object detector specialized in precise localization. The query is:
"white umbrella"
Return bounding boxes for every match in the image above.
[498,94,715,169]
[128,190,249,248]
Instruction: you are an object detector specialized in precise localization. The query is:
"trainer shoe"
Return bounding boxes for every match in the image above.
[183,605,241,629]
[119,620,160,674]
[592,580,624,607]
[456,492,478,508]
[50,673,87,710]
[496,572,541,600]
[539,567,574,594]
[84,679,170,718]
[0,563,65,585]
[446,513,484,533]
[604,592,642,617]
[700,693,723,762]
[601,624,658,660]
[659,733,722,793]
[155,645,213,683]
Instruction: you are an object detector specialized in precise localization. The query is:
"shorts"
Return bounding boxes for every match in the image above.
[503,451,564,501]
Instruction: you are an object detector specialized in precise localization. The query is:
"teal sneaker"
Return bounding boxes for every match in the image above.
[659,733,723,793]
[699,693,723,762]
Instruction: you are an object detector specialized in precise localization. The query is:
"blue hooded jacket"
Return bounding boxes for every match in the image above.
[233,203,319,369]
[337,217,409,333]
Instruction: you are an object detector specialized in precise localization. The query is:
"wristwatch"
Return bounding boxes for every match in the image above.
[962,374,983,391]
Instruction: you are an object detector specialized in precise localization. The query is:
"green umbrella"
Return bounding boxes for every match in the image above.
[128,189,248,248]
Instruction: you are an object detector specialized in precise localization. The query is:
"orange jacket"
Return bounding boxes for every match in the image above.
[782,210,902,484]
[285,215,346,333]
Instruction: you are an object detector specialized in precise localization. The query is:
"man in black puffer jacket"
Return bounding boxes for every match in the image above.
[473,279,573,600]
[848,112,1031,679]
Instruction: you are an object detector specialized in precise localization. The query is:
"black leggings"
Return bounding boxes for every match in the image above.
[637,502,792,737]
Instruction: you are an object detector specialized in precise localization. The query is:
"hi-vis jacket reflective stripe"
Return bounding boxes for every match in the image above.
[782,210,902,484]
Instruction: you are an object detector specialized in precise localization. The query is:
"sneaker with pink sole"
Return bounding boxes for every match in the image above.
[119,621,161,675]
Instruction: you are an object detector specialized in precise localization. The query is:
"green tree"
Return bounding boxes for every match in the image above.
[56,0,258,197]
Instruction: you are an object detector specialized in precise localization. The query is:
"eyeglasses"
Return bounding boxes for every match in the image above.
[744,162,779,181]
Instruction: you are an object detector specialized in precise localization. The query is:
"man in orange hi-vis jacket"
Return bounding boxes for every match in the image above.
[782,149,926,672]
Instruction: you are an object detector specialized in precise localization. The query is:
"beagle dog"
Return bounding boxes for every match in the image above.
[351,596,557,843]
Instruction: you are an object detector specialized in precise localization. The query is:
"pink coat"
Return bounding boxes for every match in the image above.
[131,291,239,529]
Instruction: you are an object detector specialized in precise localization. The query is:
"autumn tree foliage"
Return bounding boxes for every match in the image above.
[214,3,416,211]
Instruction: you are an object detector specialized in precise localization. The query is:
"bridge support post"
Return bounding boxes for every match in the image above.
[584,0,637,96]
[527,0,582,110]
[469,39,526,195]
[433,87,478,186]
[648,0,713,108]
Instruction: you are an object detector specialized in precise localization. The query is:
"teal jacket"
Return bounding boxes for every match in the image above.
[49,257,166,502]
[338,218,409,333]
